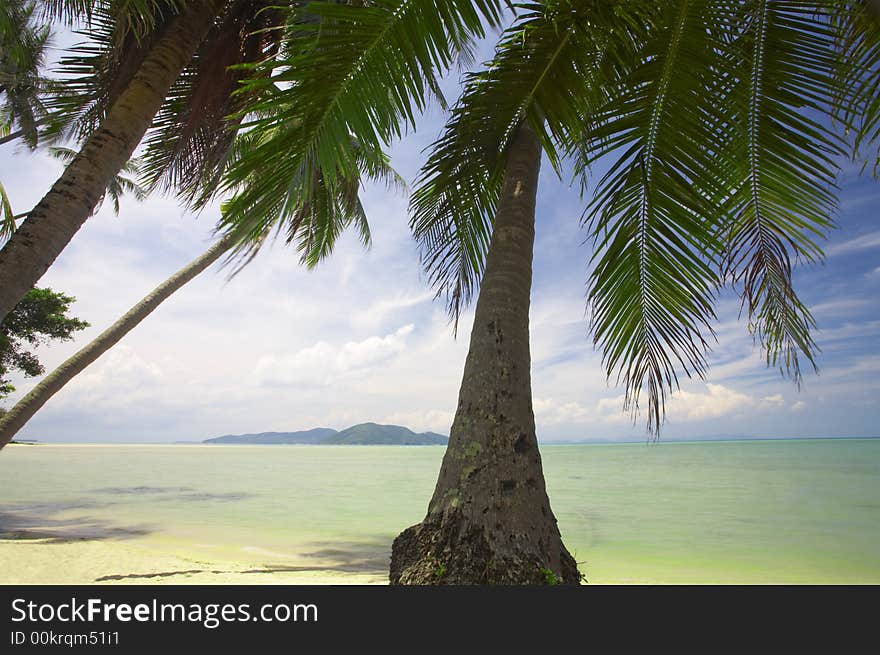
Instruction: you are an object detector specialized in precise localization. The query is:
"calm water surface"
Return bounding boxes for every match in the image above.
[1,439,878,583]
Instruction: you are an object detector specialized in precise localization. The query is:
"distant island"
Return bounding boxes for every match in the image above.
[203,423,448,446]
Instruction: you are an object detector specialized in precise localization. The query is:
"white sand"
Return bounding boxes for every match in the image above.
[1,538,387,585]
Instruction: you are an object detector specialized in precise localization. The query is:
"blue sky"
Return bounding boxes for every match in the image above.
[1,25,878,443]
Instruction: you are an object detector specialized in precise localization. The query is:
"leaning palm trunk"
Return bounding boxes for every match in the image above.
[0,0,225,323]
[0,118,50,147]
[390,124,579,585]
[0,235,232,449]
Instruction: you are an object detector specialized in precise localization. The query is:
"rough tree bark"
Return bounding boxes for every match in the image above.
[0,0,226,323]
[390,123,580,585]
[0,235,233,449]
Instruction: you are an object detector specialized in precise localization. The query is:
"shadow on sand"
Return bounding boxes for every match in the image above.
[0,497,152,543]
[0,492,391,582]
[92,539,392,582]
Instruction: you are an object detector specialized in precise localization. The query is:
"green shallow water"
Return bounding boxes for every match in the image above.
[1,439,878,583]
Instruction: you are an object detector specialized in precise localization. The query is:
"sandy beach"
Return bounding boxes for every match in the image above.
[2,441,879,585]
[1,537,386,585]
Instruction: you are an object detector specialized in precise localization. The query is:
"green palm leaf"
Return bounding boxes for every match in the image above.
[40,4,175,144]
[581,0,731,432]
[0,0,51,148]
[721,0,847,385]
[137,3,285,203]
[0,180,14,243]
[832,0,880,174]
[218,0,504,260]
[217,126,404,271]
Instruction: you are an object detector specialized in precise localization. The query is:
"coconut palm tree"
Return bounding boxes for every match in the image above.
[387,0,880,584]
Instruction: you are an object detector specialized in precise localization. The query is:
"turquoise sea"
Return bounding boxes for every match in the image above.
[1,439,878,584]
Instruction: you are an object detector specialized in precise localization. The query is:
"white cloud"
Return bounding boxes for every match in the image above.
[594,396,631,424]
[534,397,594,425]
[532,383,761,435]
[817,320,880,345]
[761,394,785,407]
[811,298,872,318]
[46,345,165,411]
[535,383,760,430]
[816,355,880,382]
[351,291,434,328]
[667,384,754,421]
[791,401,807,412]
[826,231,880,256]
[254,324,415,386]
[532,394,628,428]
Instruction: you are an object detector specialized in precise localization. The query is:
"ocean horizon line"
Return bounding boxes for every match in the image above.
[10,434,880,446]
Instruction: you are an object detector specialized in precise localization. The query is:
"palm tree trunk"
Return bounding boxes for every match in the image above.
[0,0,225,323]
[0,117,51,147]
[0,131,22,147]
[390,123,579,585]
[0,235,233,449]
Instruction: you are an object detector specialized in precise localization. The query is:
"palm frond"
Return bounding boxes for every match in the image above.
[217,130,403,274]
[582,0,732,433]
[39,0,186,36]
[40,5,173,144]
[43,1,289,201]
[137,1,285,204]
[38,0,96,24]
[0,179,15,243]
[218,0,505,262]
[832,0,880,174]
[0,0,52,148]
[721,0,846,385]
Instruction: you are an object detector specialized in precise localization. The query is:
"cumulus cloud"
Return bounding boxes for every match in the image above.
[534,395,634,427]
[666,384,754,421]
[534,383,759,430]
[534,383,764,425]
[254,324,415,387]
[534,397,594,425]
[48,345,165,410]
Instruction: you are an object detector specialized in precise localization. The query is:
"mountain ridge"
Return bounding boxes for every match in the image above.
[204,423,447,445]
